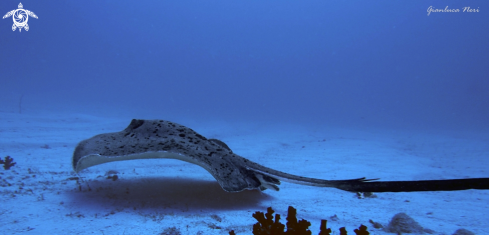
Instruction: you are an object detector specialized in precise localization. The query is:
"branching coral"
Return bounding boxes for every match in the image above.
[0,156,16,170]
[230,206,370,235]
[229,206,477,235]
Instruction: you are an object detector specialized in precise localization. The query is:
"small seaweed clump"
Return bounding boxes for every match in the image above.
[229,206,369,235]
[0,156,16,170]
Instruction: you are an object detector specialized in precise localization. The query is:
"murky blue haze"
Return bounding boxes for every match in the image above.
[1,0,488,130]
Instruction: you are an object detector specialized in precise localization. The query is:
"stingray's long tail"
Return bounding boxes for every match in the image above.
[247,163,489,192]
[331,177,489,192]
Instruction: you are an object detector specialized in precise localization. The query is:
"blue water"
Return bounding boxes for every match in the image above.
[1,2,489,234]
[1,0,488,130]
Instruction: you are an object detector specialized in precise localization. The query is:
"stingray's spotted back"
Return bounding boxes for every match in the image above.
[73,119,277,192]
[74,119,216,163]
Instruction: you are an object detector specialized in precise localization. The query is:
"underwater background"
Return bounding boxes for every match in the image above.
[0,1,488,234]
[1,0,488,130]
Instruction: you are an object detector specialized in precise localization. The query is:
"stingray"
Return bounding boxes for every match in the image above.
[73,119,489,193]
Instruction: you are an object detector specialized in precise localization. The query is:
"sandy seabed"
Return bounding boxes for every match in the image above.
[0,112,487,234]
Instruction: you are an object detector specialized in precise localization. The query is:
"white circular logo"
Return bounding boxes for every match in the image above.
[2,2,38,32]
[13,9,28,26]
